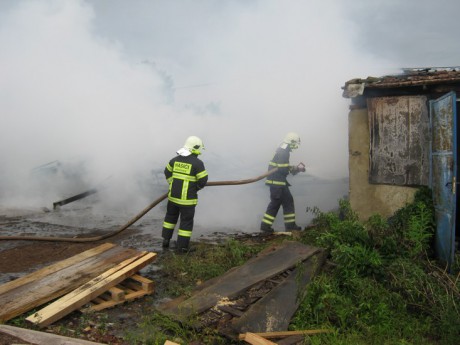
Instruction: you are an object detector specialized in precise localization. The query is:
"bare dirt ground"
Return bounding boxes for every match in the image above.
[0,205,262,344]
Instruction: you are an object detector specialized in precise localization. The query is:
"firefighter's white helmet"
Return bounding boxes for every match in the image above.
[180,135,204,155]
[283,132,301,149]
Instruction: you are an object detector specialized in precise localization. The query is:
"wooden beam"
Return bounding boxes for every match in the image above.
[131,274,155,291]
[217,304,244,317]
[108,286,125,301]
[240,332,277,345]
[26,252,156,327]
[82,276,155,312]
[239,329,333,340]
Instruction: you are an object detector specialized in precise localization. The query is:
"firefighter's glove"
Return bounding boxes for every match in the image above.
[297,162,306,173]
[290,166,300,175]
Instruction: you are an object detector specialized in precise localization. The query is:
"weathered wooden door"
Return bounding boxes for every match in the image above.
[430,91,457,270]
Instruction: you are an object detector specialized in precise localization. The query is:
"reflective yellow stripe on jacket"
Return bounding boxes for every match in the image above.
[265,180,287,186]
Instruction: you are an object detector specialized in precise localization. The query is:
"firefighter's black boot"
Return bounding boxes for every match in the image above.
[162,239,170,248]
[260,222,274,233]
[286,224,302,231]
[176,244,196,254]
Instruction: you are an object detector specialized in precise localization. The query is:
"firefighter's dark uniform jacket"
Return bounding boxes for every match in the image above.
[165,154,208,205]
[265,145,292,187]
[261,144,298,230]
[162,153,208,250]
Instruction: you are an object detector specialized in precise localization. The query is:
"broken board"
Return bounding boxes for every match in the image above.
[230,250,326,334]
[0,243,143,322]
[158,241,324,339]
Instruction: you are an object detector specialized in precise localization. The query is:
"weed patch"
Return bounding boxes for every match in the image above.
[155,239,263,298]
[120,187,459,344]
[292,187,460,345]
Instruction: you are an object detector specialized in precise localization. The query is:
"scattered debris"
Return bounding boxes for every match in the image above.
[52,176,112,210]
[53,188,98,210]
[158,241,326,340]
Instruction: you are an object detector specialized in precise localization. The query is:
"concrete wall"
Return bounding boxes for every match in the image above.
[348,108,417,220]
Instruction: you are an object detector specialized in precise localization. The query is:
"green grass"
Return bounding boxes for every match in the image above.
[125,186,460,344]
[291,187,460,345]
[126,238,265,344]
[155,238,263,298]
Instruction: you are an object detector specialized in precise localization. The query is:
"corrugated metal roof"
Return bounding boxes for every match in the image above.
[342,67,460,98]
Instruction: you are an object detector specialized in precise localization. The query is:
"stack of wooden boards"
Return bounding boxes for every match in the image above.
[0,243,156,327]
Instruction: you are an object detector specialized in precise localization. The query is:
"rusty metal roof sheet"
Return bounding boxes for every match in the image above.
[342,67,460,98]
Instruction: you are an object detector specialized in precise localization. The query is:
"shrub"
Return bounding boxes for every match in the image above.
[292,189,459,345]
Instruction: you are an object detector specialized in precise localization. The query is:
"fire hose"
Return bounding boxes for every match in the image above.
[0,168,277,242]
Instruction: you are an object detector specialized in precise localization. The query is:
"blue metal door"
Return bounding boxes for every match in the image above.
[430,91,457,270]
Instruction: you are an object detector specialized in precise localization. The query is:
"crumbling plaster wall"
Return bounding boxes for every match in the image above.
[348,108,417,220]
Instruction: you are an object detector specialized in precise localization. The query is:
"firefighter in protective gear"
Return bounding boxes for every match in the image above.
[260,132,305,233]
[161,136,208,252]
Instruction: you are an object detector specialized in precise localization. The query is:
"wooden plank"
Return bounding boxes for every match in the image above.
[125,289,153,300]
[238,329,333,340]
[0,244,139,322]
[131,274,155,291]
[92,297,106,304]
[85,299,121,311]
[0,243,115,295]
[27,252,156,327]
[217,305,244,317]
[164,341,180,345]
[108,286,125,301]
[97,294,110,301]
[232,250,326,334]
[88,300,119,311]
[118,282,137,294]
[83,291,154,312]
[0,325,105,345]
[122,278,154,293]
[241,332,277,345]
[159,242,320,319]
[83,277,155,312]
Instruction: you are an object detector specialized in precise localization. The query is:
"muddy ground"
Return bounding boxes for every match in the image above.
[0,205,268,344]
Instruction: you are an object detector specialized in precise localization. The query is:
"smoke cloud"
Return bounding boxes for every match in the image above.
[0,0,404,231]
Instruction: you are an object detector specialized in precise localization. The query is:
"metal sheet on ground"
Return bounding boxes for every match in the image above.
[158,241,320,319]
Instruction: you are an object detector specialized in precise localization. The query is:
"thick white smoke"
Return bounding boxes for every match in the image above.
[0,0,397,230]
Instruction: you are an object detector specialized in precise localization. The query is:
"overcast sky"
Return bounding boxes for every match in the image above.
[0,0,459,222]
